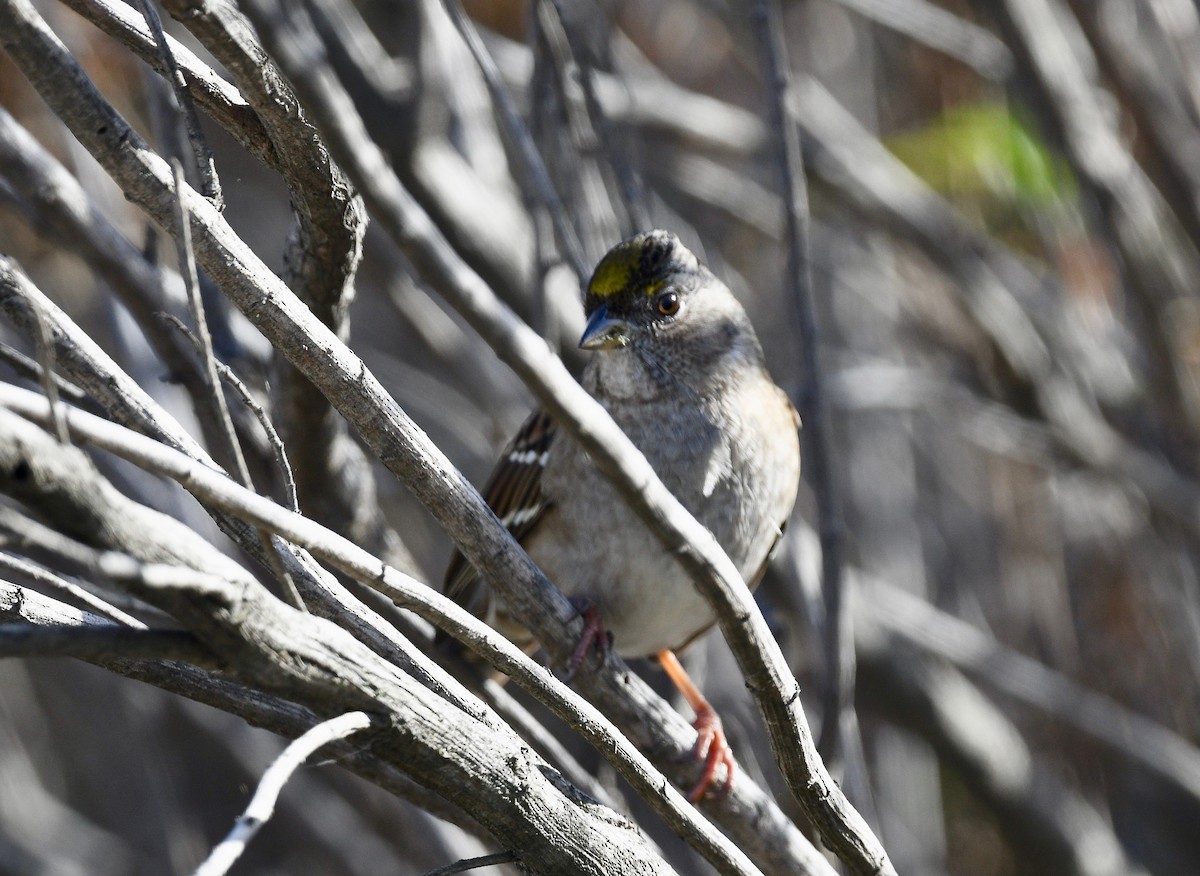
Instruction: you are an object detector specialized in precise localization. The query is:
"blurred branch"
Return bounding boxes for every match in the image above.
[1063,0,1200,247]
[488,30,768,155]
[858,639,1150,876]
[543,0,652,234]
[783,78,1200,545]
[994,0,1200,459]
[307,0,543,334]
[832,0,1014,81]
[750,0,854,772]
[442,0,589,281]
[0,619,217,666]
[856,566,1200,806]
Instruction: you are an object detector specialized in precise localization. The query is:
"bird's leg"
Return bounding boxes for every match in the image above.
[658,648,735,802]
[564,597,612,681]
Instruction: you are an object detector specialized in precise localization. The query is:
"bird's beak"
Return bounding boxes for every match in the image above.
[579,305,631,350]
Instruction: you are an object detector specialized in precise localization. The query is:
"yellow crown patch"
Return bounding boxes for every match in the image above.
[587,238,669,300]
[587,252,635,299]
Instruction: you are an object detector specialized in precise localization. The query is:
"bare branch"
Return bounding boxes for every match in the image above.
[193,711,373,876]
[0,619,216,666]
[441,0,589,280]
[418,852,518,876]
[58,0,273,164]
[0,551,145,628]
[131,0,223,206]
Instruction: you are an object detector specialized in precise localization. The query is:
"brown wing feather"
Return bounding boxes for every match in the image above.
[442,410,557,625]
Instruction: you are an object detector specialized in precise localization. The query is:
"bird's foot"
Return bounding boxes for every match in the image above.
[564,597,612,681]
[658,649,736,802]
[686,701,736,801]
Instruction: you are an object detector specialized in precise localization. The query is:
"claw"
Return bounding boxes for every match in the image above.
[687,703,735,801]
[564,598,610,681]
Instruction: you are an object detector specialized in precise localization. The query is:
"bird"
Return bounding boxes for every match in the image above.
[444,229,801,801]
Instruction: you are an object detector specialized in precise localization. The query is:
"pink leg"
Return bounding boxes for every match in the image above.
[658,649,736,802]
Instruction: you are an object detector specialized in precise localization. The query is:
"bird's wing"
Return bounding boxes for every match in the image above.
[442,409,557,622]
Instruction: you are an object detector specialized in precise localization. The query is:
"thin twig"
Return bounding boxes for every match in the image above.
[418,851,518,876]
[543,0,651,234]
[172,159,247,486]
[193,711,373,876]
[0,340,88,402]
[0,551,146,628]
[440,0,589,281]
[749,0,853,767]
[169,159,304,610]
[27,294,70,444]
[132,0,222,206]
[160,313,299,513]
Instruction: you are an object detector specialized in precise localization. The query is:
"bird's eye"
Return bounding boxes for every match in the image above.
[656,291,680,317]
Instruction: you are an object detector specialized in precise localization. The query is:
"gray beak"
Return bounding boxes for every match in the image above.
[579,305,631,350]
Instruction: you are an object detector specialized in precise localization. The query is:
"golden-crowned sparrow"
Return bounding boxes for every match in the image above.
[445,229,801,799]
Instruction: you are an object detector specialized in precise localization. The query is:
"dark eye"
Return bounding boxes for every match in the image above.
[656,291,680,317]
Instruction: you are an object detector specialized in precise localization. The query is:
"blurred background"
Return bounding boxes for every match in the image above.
[2,0,1200,873]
